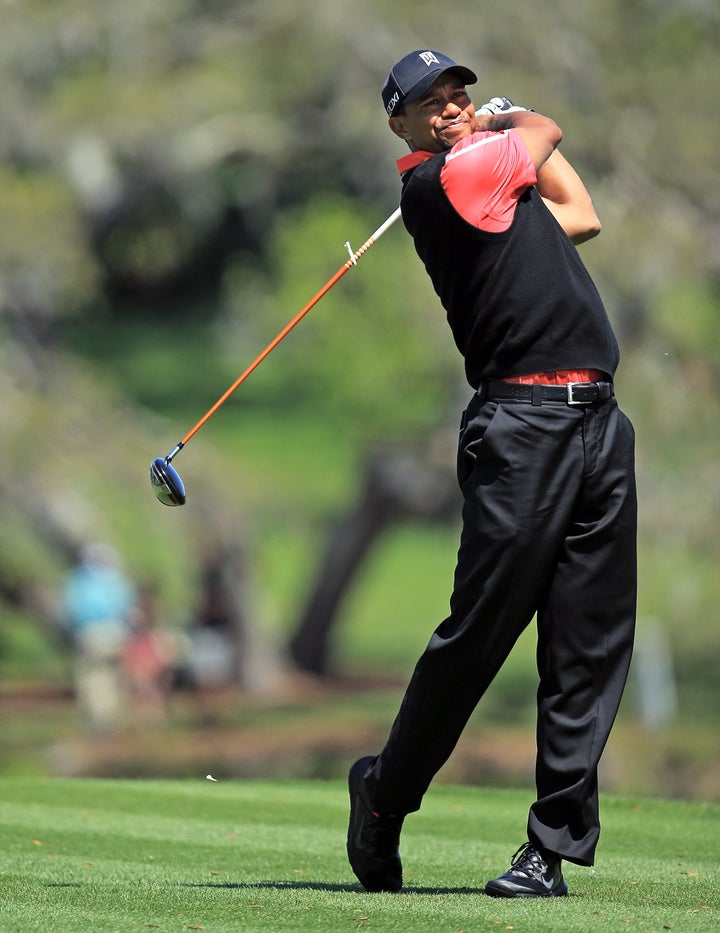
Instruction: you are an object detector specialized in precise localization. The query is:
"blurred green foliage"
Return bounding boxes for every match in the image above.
[221,196,458,432]
[0,0,719,731]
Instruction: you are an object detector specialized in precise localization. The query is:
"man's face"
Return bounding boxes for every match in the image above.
[389,74,476,152]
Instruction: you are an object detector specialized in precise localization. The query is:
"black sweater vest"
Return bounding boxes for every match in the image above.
[400,151,619,388]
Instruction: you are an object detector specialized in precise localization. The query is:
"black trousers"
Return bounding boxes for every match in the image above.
[365,392,637,867]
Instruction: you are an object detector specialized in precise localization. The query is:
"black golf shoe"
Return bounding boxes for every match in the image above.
[346,756,403,892]
[485,842,568,898]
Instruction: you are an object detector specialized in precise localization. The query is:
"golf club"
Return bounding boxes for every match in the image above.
[149,205,402,506]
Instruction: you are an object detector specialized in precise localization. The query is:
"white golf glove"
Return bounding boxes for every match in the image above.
[476,96,527,115]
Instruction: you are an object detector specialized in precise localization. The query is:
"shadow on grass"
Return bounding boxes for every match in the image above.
[181,880,486,895]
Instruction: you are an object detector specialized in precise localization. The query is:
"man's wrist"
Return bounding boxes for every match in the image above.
[486,111,527,131]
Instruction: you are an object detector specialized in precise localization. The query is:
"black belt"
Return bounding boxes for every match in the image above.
[479,380,614,406]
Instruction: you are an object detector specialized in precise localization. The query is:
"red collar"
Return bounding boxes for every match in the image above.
[396,150,436,175]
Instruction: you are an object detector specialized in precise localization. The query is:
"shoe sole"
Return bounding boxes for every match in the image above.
[485,879,569,898]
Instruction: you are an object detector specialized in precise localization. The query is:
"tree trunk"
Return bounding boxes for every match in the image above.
[288,441,458,676]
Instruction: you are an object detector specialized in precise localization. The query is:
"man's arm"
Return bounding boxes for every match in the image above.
[475,109,562,173]
[475,103,600,244]
[536,149,601,245]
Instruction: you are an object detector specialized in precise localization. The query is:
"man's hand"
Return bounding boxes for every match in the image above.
[476,96,527,115]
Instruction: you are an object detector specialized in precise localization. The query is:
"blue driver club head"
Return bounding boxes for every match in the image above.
[149,457,186,507]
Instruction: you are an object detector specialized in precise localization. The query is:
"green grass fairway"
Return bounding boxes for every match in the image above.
[1,778,718,933]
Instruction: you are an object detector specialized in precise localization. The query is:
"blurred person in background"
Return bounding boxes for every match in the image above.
[61,542,136,733]
[121,582,178,729]
[185,553,241,725]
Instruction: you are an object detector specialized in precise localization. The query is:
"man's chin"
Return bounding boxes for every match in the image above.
[439,126,472,148]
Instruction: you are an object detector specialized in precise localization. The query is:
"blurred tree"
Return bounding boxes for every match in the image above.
[220,195,461,436]
[288,430,460,675]
[0,0,719,702]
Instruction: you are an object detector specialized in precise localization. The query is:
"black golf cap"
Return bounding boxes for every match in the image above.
[382,50,477,118]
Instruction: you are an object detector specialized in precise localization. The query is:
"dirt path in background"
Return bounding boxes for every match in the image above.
[3,680,719,802]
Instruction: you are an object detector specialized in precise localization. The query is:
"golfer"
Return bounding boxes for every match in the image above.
[347,50,637,898]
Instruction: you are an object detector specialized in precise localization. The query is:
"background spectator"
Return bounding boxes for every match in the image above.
[61,543,136,733]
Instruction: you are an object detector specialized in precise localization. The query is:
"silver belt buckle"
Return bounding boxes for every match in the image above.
[566,382,593,405]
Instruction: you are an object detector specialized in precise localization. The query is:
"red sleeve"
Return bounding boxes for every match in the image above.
[440,130,537,233]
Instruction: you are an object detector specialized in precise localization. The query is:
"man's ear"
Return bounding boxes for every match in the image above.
[389,115,411,142]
